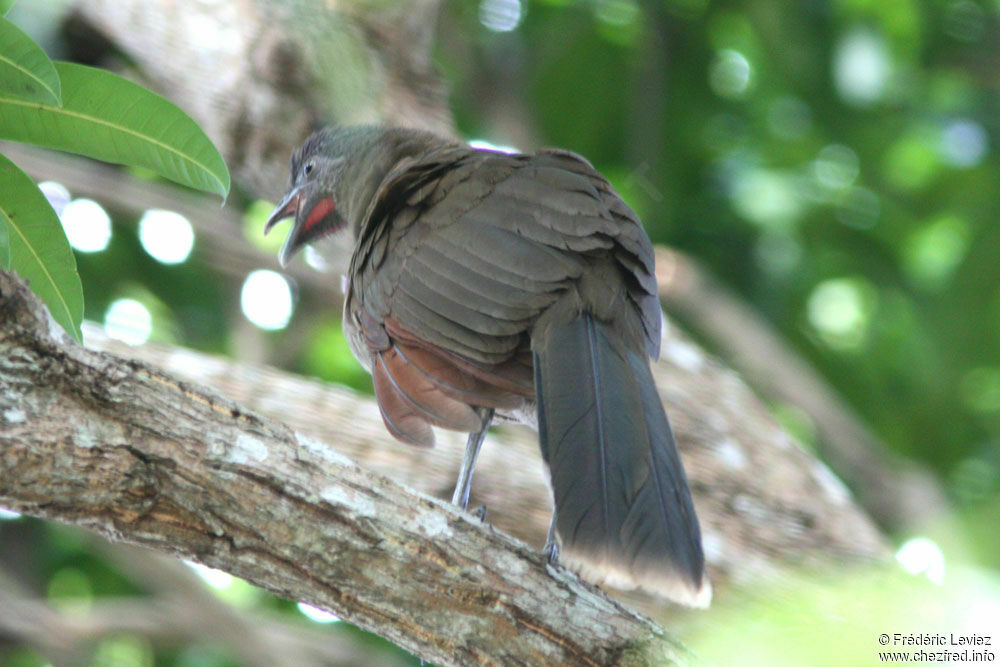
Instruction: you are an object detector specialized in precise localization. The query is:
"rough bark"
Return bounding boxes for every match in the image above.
[0,271,685,666]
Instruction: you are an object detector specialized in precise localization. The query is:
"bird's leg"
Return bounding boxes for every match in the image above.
[450,407,494,510]
[544,513,560,564]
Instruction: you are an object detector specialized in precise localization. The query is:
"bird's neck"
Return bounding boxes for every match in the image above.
[335,127,452,239]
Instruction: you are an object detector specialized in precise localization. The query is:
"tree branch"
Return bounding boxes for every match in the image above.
[0,271,684,665]
[80,279,891,612]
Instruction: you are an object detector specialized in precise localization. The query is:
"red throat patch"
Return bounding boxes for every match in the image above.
[304,197,336,232]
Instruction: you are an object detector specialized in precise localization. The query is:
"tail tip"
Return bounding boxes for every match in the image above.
[561,549,713,608]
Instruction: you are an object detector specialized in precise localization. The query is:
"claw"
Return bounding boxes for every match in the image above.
[543,513,559,564]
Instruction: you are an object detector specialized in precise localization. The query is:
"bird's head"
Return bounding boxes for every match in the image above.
[264,130,350,267]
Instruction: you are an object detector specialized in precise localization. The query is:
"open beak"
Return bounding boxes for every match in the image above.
[264,186,302,237]
[264,185,304,267]
[264,184,341,267]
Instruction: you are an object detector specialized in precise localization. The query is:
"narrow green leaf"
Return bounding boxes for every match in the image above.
[0,62,230,199]
[0,1,16,17]
[0,152,84,340]
[0,216,9,269]
[0,16,61,105]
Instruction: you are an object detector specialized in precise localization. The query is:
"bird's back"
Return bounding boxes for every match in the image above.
[340,141,660,440]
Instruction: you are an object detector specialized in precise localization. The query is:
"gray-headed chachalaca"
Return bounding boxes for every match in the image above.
[265,126,710,607]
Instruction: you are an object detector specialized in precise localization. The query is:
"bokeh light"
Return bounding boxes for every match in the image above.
[297,602,340,623]
[47,567,93,610]
[240,270,294,330]
[835,187,881,230]
[139,209,195,264]
[304,245,334,272]
[710,49,752,98]
[731,168,801,229]
[186,561,235,590]
[594,0,640,28]
[479,0,522,32]
[896,537,946,586]
[813,144,860,191]
[901,214,970,289]
[93,635,154,667]
[883,133,940,190]
[834,28,890,105]
[104,298,153,345]
[37,181,71,215]
[939,118,988,168]
[60,198,112,253]
[807,278,873,348]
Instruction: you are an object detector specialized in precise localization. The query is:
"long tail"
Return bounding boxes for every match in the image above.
[533,314,711,607]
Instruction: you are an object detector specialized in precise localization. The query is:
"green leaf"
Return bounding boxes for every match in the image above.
[0,1,16,17]
[0,152,84,340]
[0,62,230,199]
[0,16,61,105]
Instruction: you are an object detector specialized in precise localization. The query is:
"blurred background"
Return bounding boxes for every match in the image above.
[2,0,999,664]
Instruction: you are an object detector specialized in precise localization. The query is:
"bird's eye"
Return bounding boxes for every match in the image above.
[304,161,314,176]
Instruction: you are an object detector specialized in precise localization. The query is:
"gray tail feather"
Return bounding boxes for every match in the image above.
[533,314,711,607]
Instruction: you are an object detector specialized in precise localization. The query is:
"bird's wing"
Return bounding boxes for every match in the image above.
[531,148,660,357]
[348,145,658,445]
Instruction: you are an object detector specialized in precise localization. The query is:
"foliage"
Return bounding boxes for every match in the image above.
[0,10,229,340]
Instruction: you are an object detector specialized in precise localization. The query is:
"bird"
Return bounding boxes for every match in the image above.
[264,125,710,607]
